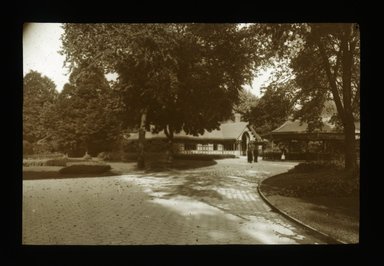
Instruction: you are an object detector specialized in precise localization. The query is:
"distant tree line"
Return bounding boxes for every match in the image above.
[23,68,121,157]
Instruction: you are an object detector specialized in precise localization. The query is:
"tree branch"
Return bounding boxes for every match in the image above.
[316,37,345,123]
[340,27,354,118]
[352,80,360,109]
[333,45,342,81]
[335,77,343,89]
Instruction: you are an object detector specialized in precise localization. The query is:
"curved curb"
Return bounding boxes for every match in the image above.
[257,176,347,244]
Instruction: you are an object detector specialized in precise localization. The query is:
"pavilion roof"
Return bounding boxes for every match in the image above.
[126,121,262,142]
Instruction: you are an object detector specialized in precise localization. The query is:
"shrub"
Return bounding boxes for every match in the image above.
[24,153,64,160]
[262,151,282,161]
[59,164,112,175]
[98,151,137,162]
[98,151,235,162]
[286,152,332,161]
[45,158,68,167]
[173,154,236,160]
[23,159,46,167]
[68,161,107,166]
[23,156,68,167]
[263,151,334,161]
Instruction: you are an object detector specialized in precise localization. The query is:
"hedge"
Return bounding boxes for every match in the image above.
[23,153,65,160]
[59,164,112,175]
[45,158,68,166]
[97,151,138,162]
[23,159,46,167]
[173,154,236,160]
[263,152,333,161]
[96,151,236,162]
[23,157,68,167]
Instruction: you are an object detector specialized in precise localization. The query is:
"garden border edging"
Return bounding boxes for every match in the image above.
[257,175,347,244]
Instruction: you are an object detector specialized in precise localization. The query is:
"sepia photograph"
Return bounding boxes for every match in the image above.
[22,23,360,245]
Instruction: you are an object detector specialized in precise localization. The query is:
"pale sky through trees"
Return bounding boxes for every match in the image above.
[23,23,271,95]
[23,23,69,91]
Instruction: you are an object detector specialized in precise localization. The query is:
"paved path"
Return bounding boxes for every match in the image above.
[23,158,326,244]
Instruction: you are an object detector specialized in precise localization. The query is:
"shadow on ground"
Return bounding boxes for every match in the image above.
[23,170,119,180]
[23,174,314,244]
[144,159,218,172]
[23,159,217,180]
[166,184,224,200]
[23,159,325,244]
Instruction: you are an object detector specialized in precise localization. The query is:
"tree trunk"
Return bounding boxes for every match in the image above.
[316,27,358,175]
[164,124,174,164]
[344,114,357,174]
[166,140,174,163]
[340,25,358,175]
[137,110,147,169]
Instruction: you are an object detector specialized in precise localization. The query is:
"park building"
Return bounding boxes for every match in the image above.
[263,119,360,161]
[125,113,263,156]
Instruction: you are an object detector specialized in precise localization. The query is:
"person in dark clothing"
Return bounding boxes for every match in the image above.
[247,143,253,163]
[253,144,259,162]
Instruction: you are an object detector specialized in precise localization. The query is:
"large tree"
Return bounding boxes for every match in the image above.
[247,80,296,136]
[52,64,121,156]
[61,23,262,167]
[233,88,259,120]
[258,23,360,173]
[23,70,58,152]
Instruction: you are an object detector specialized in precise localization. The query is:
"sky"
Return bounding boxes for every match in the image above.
[23,23,271,95]
[23,23,70,92]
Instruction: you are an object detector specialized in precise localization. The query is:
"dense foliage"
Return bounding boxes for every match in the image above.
[248,23,360,172]
[247,80,295,135]
[61,24,264,166]
[23,71,58,154]
[51,64,121,156]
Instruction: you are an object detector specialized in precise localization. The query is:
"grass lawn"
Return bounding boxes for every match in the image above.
[260,169,359,243]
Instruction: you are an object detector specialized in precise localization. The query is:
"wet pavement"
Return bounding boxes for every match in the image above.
[22,158,327,244]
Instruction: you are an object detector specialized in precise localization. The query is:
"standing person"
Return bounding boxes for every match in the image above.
[253,144,259,162]
[281,147,287,161]
[247,143,253,163]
